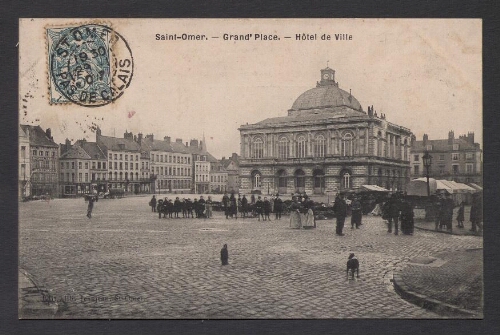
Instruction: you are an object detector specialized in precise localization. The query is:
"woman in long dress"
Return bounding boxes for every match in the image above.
[289,199,302,229]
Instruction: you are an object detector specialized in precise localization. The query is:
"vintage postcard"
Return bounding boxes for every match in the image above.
[18,18,482,319]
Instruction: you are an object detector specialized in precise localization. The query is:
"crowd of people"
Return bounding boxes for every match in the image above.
[147,190,482,236]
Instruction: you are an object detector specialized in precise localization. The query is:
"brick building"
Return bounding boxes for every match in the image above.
[238,67,413,195]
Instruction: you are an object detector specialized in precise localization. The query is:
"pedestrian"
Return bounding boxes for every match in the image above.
[469,193,483,233]
[174,197,181,218]
[442,193,455,232]
[222,192,230,219]
[274,194,283,220]
[150,195,157,212]
[434,194,444,231]
[186,198,194,218]
[198,196,206,218]
[220,244,229,266]
[333,194,347,236]
[237,194,243,218]
[289,196,302,229]
[86,195,94,219]
[229,192,237,219]
[241,194,248,218]
[251,194,256,205]
[350,196,362,229]
[157,198,164,219]
[263,197,271,221]
[456,201,465,228]
[385,194,401,235]
[193,198,199,218]
[400,197,414,235]
[205,196,213,218]
[255,196,264,221]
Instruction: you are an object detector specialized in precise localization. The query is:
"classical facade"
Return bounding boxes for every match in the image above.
[410,131,482,185]
[239,67,413,195]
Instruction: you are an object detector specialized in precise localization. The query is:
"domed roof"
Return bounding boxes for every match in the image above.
[291,85,362,111]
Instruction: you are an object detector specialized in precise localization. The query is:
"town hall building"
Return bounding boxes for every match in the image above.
[238,67,413,195]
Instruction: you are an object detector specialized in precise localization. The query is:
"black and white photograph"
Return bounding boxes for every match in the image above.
[17,18,483,319]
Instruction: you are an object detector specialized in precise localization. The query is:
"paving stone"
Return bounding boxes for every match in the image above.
[19,197,483,318]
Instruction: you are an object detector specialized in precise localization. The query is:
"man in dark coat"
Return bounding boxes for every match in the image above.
[400,197,414,235]
[385,194,401,235]
[333,194,347,236]
[193,198,199,218]
[198,196,206,218]
[229,193,237,219]
[185,198,194,218]
[274,194,283,220]
[174,197,181,218]
[263,197,271,221]
[222,192,230,219]
[150,195,157,212]
[220,244,229,266]
[469,193,483,232]
[350,196,362,229]
[241,195,248,218]
[157,199,164,219]
[86,195,94,219]
[255,196,264,221]
[442,193,455,232]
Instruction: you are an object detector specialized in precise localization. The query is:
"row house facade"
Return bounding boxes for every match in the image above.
[410,131,482,185]
[209,161,229,193]
[96,129,151,194]
[19,126,31,199]
[20,125,59,198]
[220,153,240,194]
[140,135,193,194]
[59,140,108,197]
[239,67,413,196]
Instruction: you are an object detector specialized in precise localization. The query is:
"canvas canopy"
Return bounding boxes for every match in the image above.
[468,183,483,191]
[360,185,390,192]
[407,178,476,196]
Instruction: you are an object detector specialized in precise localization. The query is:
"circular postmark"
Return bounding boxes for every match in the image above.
[50,24,133,107]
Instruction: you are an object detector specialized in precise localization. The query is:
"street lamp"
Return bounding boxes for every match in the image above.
[422,151,432,196]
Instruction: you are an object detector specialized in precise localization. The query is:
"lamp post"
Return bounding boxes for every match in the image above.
[422,151,432,197]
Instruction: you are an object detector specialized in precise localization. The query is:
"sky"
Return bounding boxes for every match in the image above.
[19,19,482,159]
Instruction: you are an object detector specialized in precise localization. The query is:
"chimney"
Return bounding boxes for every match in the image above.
[124,130,133,141]
[185,142,188,146]
[137,133,143,145]
[222,156,226,161]
[96,126,102,140]
[448,130,454,145]
[190,139,199,147]
[423,134,428,146]
[146,134,154,142]
[468,131,474,144]
[45,128,52,140]
[134,135,137,142]
[164,136,171,144]
[176,138,183,144]
[199,141,203,150]
[232,153,238,161]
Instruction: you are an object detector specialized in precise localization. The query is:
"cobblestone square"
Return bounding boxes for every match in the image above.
[19,196,483,319]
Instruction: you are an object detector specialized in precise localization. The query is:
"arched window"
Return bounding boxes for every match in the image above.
[277,170,287,188]
[342,171,351,189]
[278,137,289,159]
[314,135,326,157]
[252,171,262,189]
[297,136,307,158]
[252,137,264,158]
[295,169,305,189]
[341,132,353,156]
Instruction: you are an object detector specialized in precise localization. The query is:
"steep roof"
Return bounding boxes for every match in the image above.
[60,145,91,160]
[20,125,58,148]
[75,141,107,160]
[413,138,480,152]
[98,135,141,152]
